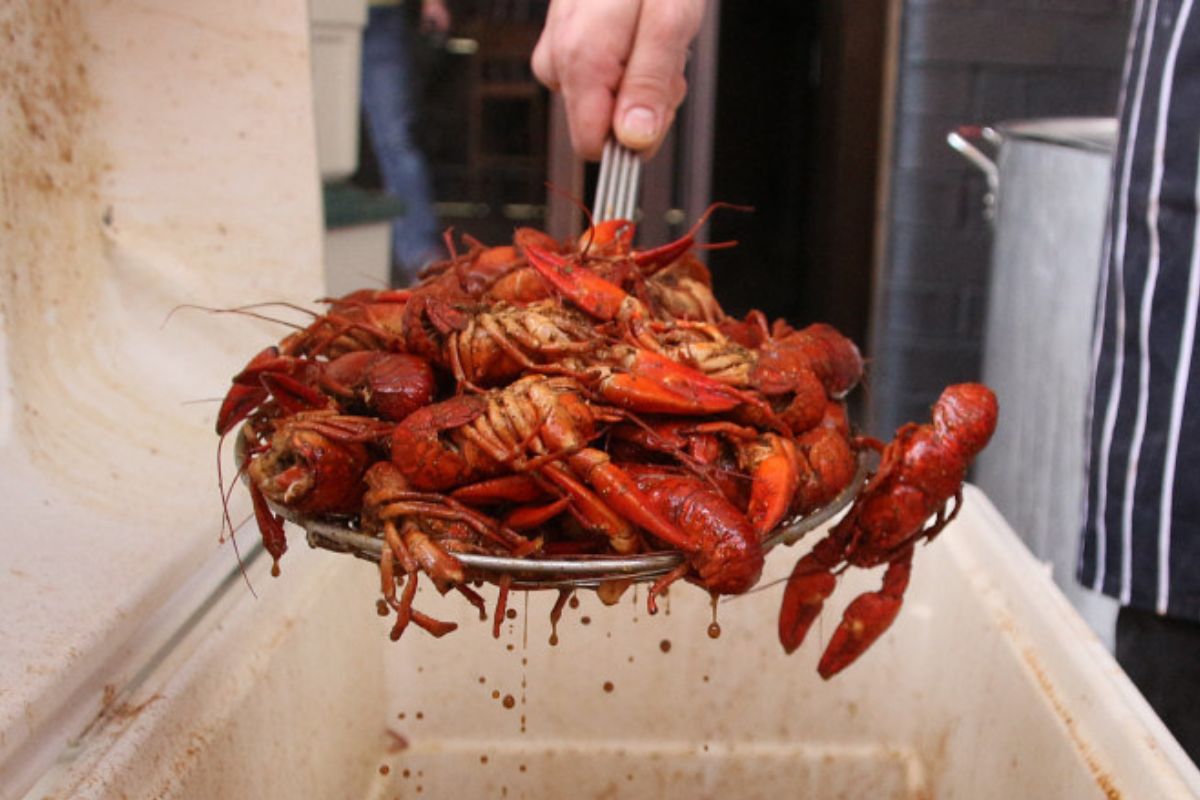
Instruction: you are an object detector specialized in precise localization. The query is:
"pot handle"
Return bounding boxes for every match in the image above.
[947,125,1000,221]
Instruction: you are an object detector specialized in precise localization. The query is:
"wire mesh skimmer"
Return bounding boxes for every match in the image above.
[239,428,870,591]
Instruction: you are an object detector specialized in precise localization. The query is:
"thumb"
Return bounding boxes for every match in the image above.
[612,2,702,152]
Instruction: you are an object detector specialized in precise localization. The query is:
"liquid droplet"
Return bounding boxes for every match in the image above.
[708,594,721,638]
[379,764,390,776]
[506,608,517,620]
[502,694,516,709]
[376,600,389,616]
[480,755,489,764]
[602,681,614,693]
[569,595,580,609]
[522,590,529,649]
[549,588,571,646]
[479,676,486,684]
[580,616,591,625]
[659,639,672,653]
[492,690,501,700]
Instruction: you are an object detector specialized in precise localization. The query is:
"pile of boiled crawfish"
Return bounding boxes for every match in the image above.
[217,212,998,678]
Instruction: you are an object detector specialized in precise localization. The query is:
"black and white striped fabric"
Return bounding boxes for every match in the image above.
[1079,0,1200,618]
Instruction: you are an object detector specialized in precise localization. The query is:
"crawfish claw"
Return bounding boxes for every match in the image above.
[817,591,904,679]
[525,245,629,321]
[778,568,837,654]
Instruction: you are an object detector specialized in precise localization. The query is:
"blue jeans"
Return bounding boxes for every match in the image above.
[361,5,441,285]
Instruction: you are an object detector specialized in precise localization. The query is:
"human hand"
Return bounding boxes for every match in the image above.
[531,0,705,160]
[421,0,451,35]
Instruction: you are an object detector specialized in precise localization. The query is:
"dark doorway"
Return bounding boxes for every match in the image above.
[707,1,886,348]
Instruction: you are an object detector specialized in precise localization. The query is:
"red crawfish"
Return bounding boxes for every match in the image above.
[242,411,392,574]
[397,297,600,389]
[778,383,998,678]
[386,375,693,555]
[622,465,765,607]
[523,244,861,434]
[216,348,437,437]
[610,420,802,536]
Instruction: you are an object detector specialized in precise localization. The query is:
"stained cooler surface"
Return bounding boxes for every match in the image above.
[43,488,1197,798]
[333,486,1193,799]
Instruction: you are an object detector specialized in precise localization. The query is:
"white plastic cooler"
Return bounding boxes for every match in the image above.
[30,490,1200,799]
[4,2,1200,799]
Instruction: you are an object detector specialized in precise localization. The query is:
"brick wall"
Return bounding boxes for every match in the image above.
[866,0,1131,436]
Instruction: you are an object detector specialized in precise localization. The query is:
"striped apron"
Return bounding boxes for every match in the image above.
[1078,0,1200,618]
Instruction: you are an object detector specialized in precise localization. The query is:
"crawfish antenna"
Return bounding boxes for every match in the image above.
[216,433,259,598]
[543,181,598,255]
[687,201,754,240]
[163,303,312,332]
[442,226,459,260]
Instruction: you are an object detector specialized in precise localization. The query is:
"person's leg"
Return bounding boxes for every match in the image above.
[360,6,442,285]
[1115,605,1200,763]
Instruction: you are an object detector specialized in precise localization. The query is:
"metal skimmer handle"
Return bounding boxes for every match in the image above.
[592,138,642,223]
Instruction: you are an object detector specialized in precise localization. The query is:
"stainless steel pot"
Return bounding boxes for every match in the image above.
[950,118,1119,645]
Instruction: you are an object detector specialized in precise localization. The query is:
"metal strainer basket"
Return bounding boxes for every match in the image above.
[238,429,871,590]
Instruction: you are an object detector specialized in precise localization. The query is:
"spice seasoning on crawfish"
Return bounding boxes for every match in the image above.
[217,212,997,677]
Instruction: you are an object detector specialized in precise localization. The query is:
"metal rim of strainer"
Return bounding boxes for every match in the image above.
[236,427,871,590]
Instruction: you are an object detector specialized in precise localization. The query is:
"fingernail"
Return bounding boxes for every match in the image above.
[619,106,659,148]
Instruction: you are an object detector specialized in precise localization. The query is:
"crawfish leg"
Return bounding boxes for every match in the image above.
[380,521,458,640]
[401,522,466,591]
[248,482,287,576]
[409,608,459,638]
[923,489,963,543]
[446,337,488,395]
[504,495,572,530]
[380,521,417,640]
[456,584,488,621]
[451,474,549,505]
[492,576,513,639]
[476,315,589,378]
[647,563,689,616]
[538,461,640,554]
[376,496,532,554]
[817,545,914,679]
